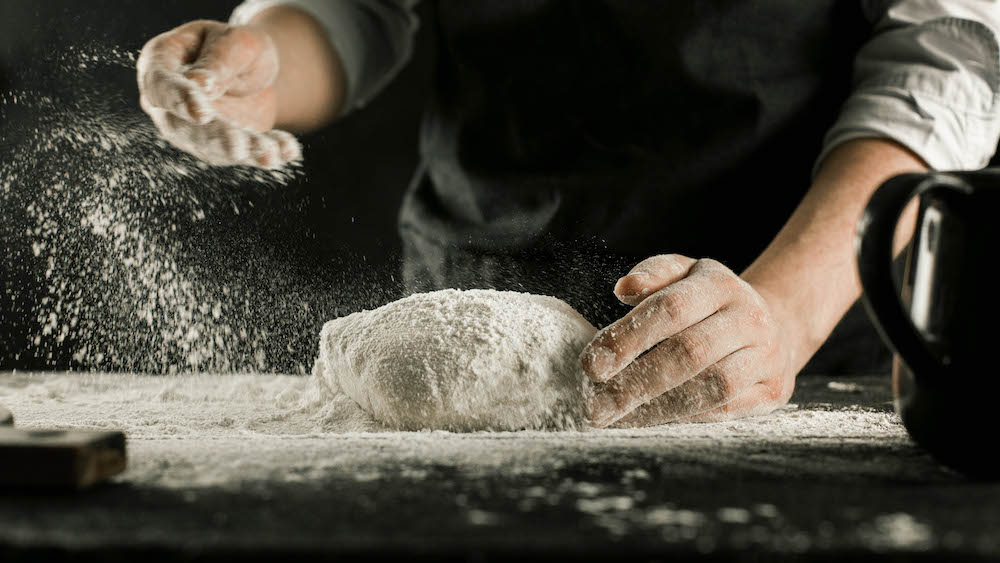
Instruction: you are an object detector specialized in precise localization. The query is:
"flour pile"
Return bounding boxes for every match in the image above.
[314,289,598,431]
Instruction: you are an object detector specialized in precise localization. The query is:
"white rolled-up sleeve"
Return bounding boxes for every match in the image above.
[817,0,1000,173]
[230,0,419,114]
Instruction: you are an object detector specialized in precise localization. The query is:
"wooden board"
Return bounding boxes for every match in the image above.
[0,428,126,489]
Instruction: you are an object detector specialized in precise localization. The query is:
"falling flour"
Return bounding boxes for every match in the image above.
[2,43,400,374]
[313,289,598,431]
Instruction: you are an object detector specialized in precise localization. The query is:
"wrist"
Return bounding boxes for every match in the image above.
[741,139,928,375]
[744,276,817,377]
[247,5,347,131]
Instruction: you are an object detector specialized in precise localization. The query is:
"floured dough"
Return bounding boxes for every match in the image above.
[313,289,597,431]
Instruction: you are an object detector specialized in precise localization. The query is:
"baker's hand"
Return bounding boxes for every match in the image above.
[581,255,796,427]
[137,20,301,168]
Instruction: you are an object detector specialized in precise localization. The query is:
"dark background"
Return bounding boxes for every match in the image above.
[0,0,432,260]
[2,2,999,374]
[0,0,433,371]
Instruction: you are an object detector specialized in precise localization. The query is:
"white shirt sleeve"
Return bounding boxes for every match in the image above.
[817,0,1000,173]
[230,0,419,114]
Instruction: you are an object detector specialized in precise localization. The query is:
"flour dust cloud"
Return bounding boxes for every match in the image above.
[0,44,397,374]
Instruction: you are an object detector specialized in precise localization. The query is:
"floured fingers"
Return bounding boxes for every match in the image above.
[142,96,300,169]
[137,24,219,125]
[140,68,215,125]
[670,381,788,423]
[607,349,776,428]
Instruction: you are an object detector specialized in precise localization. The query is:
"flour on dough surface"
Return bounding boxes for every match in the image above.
[314,289,598,431]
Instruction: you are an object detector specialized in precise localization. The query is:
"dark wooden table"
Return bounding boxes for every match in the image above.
[0,372,997,561]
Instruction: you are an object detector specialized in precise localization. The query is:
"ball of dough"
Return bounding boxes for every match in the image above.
[314,289,597,431]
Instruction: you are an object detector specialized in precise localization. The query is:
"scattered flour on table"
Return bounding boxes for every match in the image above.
[860,513,934,551]
[827,381,863,393]
[313,289,598,431]
[0,373,953,553]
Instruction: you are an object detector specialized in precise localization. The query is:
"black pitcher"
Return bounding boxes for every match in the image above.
[857,170,998,478]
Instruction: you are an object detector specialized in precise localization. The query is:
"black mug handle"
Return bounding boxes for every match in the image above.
[855,173,971,382]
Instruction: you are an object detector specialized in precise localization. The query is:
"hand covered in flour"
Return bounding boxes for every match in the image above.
[137,20,300,169]
[582,255,796,427]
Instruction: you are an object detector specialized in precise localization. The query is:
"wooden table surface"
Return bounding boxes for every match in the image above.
[0,372,997,562]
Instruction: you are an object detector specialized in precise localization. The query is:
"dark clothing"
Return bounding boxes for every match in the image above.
[402,1,871,262]
[398,1,887,373]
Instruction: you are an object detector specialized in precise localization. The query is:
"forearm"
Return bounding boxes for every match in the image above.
[248,6,347,132]
[741,138,927,372]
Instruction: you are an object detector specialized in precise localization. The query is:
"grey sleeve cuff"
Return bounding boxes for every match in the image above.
[816,16,1000,175]
[230,0,419,114]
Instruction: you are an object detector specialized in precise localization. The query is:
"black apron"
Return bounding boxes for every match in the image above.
[400,0,887,374]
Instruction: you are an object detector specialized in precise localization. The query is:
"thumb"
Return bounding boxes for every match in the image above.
[184,26,278,99]
[613,254,697,306]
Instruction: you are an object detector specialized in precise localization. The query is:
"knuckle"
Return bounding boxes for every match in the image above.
[641,254,684,275]
[156,118,178,138]
[665,257,691,278]
[255,153,274,168]
[742,286,765,307]
[643,366,673,399]
[693,259,741,290]
[141,33,173,56]
[734,279,760,303]
[180,19,217,31]
[762,377,790,404]
[254,138,279,167]
[612,363,668,407]
[651,290,685,318]
[150,66,171,81]
[143,67,167,92]
[215,26,243,48]
[695,257,724,273]
[151,70,184,101]
[169,29,200,49]
[671,332,710,370]
[268,130,289,143]
[711,270,736,291]
[222,25,247,39]
[223,25,262,52]
[593,326,623,353]
[711,265,738,285]
[160,110,185,133]
[698,257,720,268]
[705,369,733,401]
[178,20,222,40]
[177,84,197,106]
[136,42,159,71]
[649,253,673,266]
[745,304,770,329]
[223,129,245,157]
[607,377,641,409]
[662,253,688,264]
[246,132,262,154]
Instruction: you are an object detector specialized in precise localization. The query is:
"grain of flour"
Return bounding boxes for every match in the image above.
[313,289,598,431]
